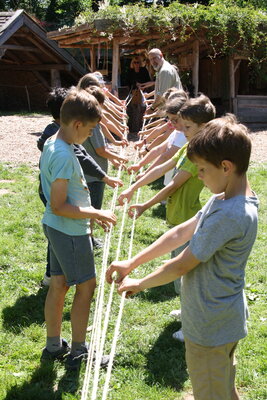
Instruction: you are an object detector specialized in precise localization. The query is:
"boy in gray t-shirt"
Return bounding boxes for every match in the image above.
[106,114,258,400]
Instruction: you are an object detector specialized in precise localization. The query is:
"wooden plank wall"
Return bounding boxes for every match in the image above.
[233,95,267,127]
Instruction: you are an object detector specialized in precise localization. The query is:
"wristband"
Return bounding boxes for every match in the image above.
[151,106,155,111]
[145,146,150,152]
[144,137,147,145]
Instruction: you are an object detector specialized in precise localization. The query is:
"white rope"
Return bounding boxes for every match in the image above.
[100,114,147,400]
[81,102,131,400]
[81,95,149,400]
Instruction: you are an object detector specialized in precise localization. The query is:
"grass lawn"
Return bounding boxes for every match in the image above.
[0,160,266,400]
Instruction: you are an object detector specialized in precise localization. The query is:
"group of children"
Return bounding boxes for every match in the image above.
[38,72,258,399]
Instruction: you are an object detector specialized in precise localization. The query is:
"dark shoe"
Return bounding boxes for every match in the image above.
[66,350,110,371]
[41,338,70,361]
[92,237,103,249]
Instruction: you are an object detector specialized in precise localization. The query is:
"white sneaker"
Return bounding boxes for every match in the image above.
[41,273,51,287]
[172,328,184,342]
[169,309,181,320]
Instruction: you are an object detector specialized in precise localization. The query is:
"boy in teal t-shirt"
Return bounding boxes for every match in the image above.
[40,88,116,370]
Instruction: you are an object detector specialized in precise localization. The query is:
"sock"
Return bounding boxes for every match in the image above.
[71,341,88,356]
[46,336,61,353]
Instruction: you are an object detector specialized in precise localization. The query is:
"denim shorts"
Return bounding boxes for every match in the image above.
[43,224,95,286]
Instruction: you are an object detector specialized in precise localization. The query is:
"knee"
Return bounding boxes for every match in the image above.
[50,276,69,293]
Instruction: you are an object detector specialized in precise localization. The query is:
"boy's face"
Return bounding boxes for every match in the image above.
[75,120,98,144]
[166,113,183,131]
[180,118,204,141]
[194,156,227,194]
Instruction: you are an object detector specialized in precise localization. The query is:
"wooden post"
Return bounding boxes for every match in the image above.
[90,45,96,72]
[112,38,119,92]
[192,40,199,97]
[229,56,235,112]
[51,69,61,87]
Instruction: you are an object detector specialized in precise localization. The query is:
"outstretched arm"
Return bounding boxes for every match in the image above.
[118,248,199,297]
[117,157,176,205]
[106,215,198,284]
[128,170,191,219]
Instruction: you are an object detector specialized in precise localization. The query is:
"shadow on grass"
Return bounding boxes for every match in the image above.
[148,177,164,191]
[2,288,70,333]
[151,203,166,220]
[4,360,81,400]
[145,321,188,391]
[138,282,177,303]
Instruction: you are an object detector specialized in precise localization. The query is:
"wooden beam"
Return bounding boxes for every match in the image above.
[0,44,40,52]
[192,40,199,97]
[0,64,71,71]
[229,56,235,112]
[51,69,61,87]
[90,45,96,71]
[26,34,59,62]
[112,38,119,91]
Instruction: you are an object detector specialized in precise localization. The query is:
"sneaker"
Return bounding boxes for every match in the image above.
[41,338,70,361]
[169,309,181,320]
[66,350,110,371]
[41,273,51,287]
[92,237,103,249]
[172,329,184,342]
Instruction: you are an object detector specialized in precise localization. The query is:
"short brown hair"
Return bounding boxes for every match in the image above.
[165,90,189,115]
[60,88,102,125]
[77,73,101,89]
[179,94,216,124]
[84,85,106,105]
[187,114,251,175]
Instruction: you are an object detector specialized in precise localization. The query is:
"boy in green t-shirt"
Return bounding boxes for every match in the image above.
[117,94,216,340]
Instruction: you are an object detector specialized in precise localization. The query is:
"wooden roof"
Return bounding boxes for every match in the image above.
[0,9,86,87]
[47,21,207,60]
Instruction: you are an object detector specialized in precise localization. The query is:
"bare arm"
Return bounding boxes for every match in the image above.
[117,158,176,205]
[50,178,116,224]
[106,215,199,283]
[100,121,128,147]
[128,141,168,174]
[144,144,181,175]
[118,248,199,296]
[128,170,192,218]
[95,146,128,164]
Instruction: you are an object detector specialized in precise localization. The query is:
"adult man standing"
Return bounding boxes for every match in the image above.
[148,48,182,112]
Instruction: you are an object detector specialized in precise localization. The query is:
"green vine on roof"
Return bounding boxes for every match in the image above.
[76,0,267,64]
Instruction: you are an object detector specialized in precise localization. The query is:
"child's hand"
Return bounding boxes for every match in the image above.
[128,203,146,219]
[134,140,144,150]
[104,176,123,188]
[135,171,145,181]
[127,163,140,174]
[118,155,128,164]
[95,219,112,232]
[106,260,133,284]
[117,188,134,206]
[97,210,117,226]
[117,277,142,297]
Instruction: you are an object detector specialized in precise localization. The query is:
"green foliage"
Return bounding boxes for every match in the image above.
[76,0,267,64]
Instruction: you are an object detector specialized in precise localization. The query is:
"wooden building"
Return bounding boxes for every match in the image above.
[0,10,86,111]
[47,17,267,127]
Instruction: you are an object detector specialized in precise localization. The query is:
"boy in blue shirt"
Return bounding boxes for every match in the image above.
[40,88,117,370]
[107,114,258,400]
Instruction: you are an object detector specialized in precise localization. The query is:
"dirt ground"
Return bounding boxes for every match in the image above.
[0,114,266,166]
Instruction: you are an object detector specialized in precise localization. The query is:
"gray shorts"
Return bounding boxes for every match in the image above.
[43,224,95,286]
